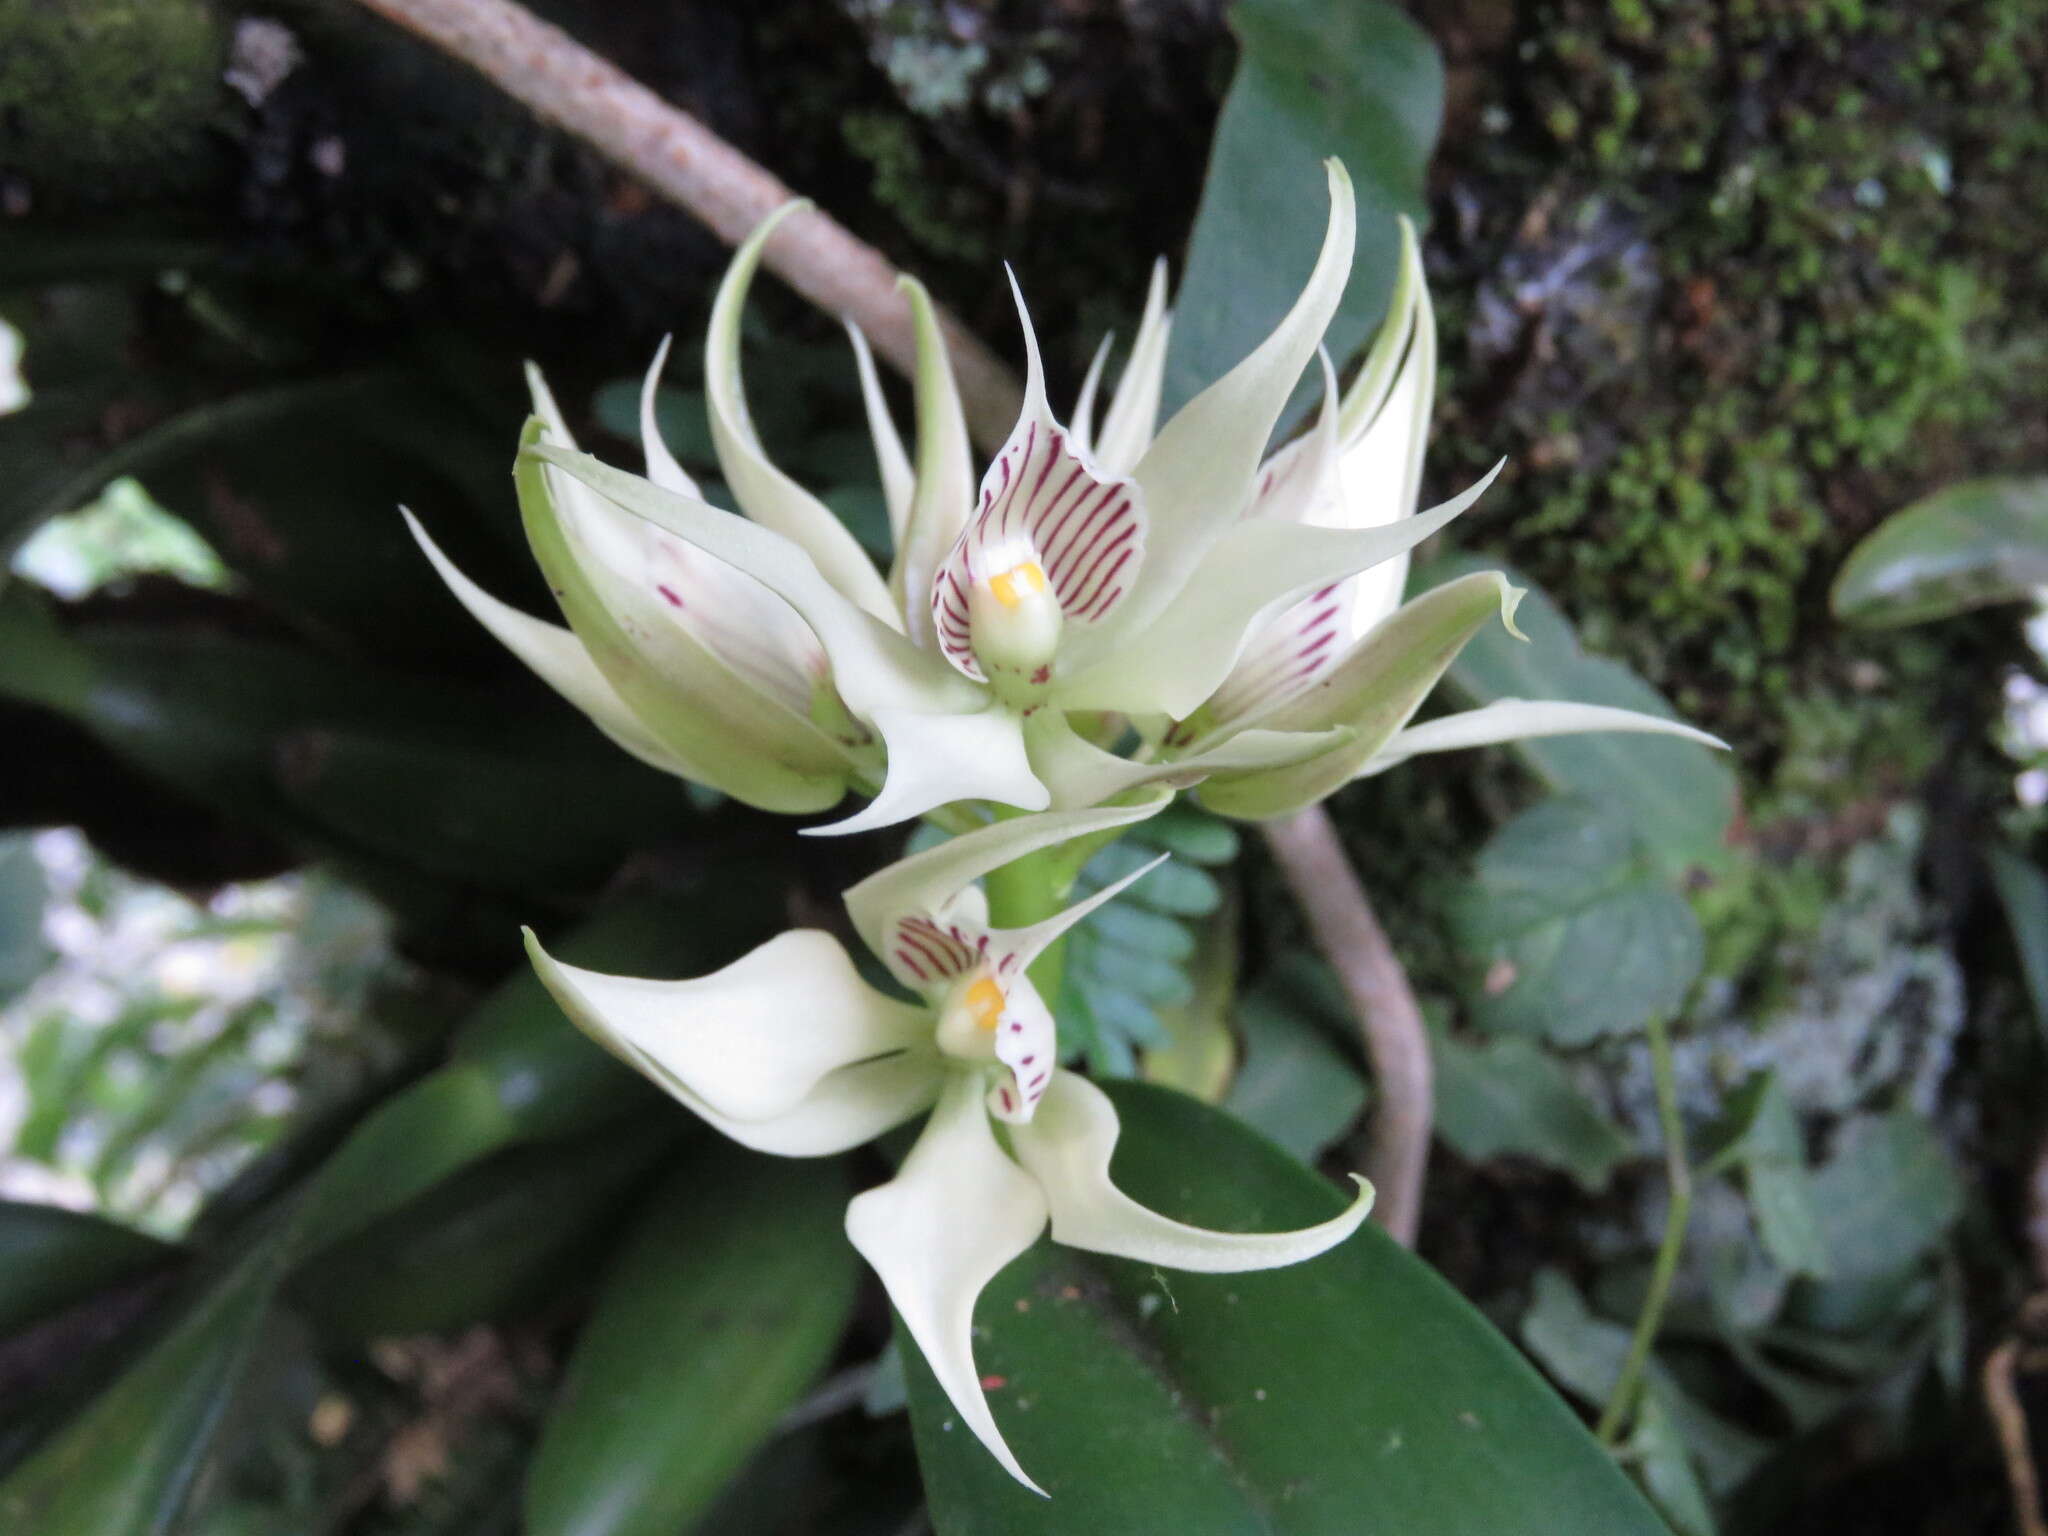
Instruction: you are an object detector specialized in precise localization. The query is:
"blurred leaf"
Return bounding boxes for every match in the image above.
[291,1119,675,1339]
[1805,1111,1962,1287]
[1419,555,1738,875]
[525,1148,859,1536]
[1222,988,1367,1163]
[1520,1269,1769,1495]
[1141,902,1238,1101]
[1988,843,2048,1048]
[1162,0,1442,417]
[1700,1073,1829,1279]
[0,1201,177,1335]
[1623,1393,1717,1536]
[0,833,50,1003]
[1831,475,2048,628]
[1434,1032,1632,1191]
[1448,797,1703,1043]
[0,1213,301,1536]
[907,1083,1667,1533]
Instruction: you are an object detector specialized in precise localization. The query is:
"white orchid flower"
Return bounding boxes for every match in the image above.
[522,800,1373,1494]
[523,160,1510,834]
[1089,217,1730,820]
[404,346,878,815]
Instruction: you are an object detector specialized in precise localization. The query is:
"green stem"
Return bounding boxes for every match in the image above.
[1596,1013,1692,1447]
[981,837,1077,1003]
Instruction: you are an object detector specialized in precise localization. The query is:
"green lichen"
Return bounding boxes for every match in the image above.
[0,0,229,209]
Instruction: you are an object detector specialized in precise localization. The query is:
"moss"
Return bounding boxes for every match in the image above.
[1439,0,2048,760]
[0,0,229,209]
[839,110,998,265]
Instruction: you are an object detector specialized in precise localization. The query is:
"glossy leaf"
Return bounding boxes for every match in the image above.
[1448,797,1703,1043]
[904,1081,1667,1533]
[0,1202,177,1336]
[0,1215,301,1536]
[525,1148,859,1536]
[1420,555,1737,875]
[1434,1032,1633,1192]
[1163,0,1442,419]
[1831,475,2048,628]
[289,1119,677,1339]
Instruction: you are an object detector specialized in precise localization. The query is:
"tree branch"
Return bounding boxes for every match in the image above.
[348,0,1024,450]
[1260,804,1432,1247]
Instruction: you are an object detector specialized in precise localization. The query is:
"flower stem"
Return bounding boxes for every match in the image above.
[1596,1012,1692,1446]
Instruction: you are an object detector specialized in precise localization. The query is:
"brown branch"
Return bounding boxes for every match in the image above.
[348,0,1024,450]
[1985,1333,2048,1536]
[1261,804,1431,1247]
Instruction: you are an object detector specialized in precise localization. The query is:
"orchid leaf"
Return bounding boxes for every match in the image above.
[1163,0,1442,422]
[0,1203,177,1337]
[905,1082,1667,1533]
[525,1149,858,1536]
[1831,475,2048,628]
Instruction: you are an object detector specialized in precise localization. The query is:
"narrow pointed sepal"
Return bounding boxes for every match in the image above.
[523,927,931,1124]
[1196,571,1521,819]
[846,319,915,545]
[891,277,975,647]
[845,1073,1050,1496]
[705,202,899,623]
[1091,256,1173,476]
[1358,698,1730,777]
[1011,1073,1373,1271]
[638,335,702,497]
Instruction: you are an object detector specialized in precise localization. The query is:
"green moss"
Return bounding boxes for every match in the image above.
[839,111,997,265]
[0,0,229,208]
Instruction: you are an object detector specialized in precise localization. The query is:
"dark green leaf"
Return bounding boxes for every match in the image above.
[1831,475,2048,628]
[1700,1073,1829,1278]
[1988,843,2048,1048]
[525,1148,859,1536]
[1448,797,1703,1043]
[0,1202,177,1336]
[1419,554,1737,875]
[1433,1032,1633,1191]
[906,1083,1667,1533]
[1163,0,1442,418]
[1805,1111,1962,1287]
[0,1214,302,1536]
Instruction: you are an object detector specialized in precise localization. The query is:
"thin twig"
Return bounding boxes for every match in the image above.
[348,0,1024,450]
[1985,1336,2048,1536]
[1260,805,1432,1247]
[1596,1013,1692,1445]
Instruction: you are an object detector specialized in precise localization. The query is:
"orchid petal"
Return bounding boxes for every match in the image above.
[808,703,1047,837]
[930,273,1147,682]
[524,927,930,1124]
[1196,571,1521,820]
[1332,217,1436,640]
[653,1050,944,1157]
[638,335,702,497]
[403,510,686,776]
[1331,215,1425,451]
[1092,256,1172,476]
[845,796,1170,964]
[1025,708,1350,810]
[890,277,977,649]
[1011,1072,1374,1271]
[1069,332,1113,458]
[845,1072,1049,1496]
[845,320,915,545]
[706,202,899,624]
[528,445,978,720]
[1070,161,1356,663]
[1243,347,1346,531]
[513,418,853,812]
[1056,460,1504,719]
[1358,698,1730,777]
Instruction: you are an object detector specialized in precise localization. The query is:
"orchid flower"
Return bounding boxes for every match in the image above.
[517,160,1516,834]
[1072,217,1728,820]
[522,799,1373,1494]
